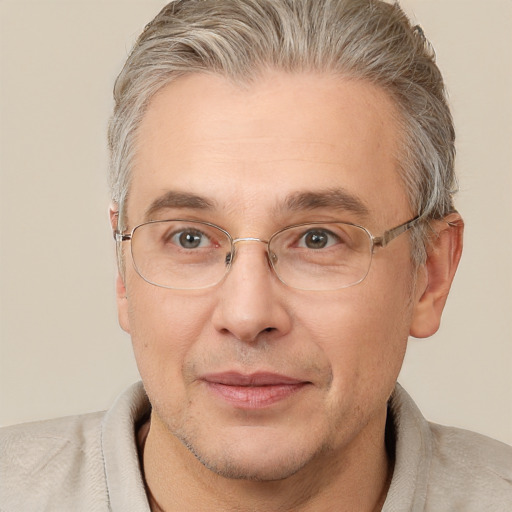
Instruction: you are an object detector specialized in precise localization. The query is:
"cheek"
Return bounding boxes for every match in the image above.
[125,280,215,390]
[295,272,413,399]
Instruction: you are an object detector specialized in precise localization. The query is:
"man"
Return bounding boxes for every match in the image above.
[1,0,511,510]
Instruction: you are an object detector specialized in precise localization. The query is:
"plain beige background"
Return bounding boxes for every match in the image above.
[0,0,511,445]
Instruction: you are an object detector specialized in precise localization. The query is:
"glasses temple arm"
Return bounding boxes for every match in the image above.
[372,215,422,248]
[114,232,132,242]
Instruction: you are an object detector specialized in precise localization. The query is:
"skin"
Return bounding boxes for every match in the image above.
[112,71,463,511]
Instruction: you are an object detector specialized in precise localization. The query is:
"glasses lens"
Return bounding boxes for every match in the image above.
[130,220,232,289]
[269,223,372,290]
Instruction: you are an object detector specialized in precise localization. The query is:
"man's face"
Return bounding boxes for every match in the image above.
[118,71,425,480]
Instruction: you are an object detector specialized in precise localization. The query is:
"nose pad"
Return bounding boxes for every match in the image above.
[227,238,275,271]
[225,246,274,272]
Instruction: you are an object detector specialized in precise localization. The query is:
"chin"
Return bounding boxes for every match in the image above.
[176,428,322,482]
[192,450,310,482]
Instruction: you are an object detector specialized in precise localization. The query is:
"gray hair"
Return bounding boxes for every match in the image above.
[108,0,457,264]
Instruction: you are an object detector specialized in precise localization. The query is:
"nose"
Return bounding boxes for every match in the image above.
[211,240,292,343]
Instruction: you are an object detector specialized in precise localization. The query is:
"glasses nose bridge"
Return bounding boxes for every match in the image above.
[229,236,274,266]
[231,236,269,246]
[231,236,270,256]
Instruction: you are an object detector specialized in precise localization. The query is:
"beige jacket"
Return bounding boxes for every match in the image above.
[1,382,511,511]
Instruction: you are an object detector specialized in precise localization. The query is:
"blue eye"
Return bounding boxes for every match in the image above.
[298,229,340,249]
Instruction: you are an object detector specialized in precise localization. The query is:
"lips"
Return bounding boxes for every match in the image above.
[201,372,309,408]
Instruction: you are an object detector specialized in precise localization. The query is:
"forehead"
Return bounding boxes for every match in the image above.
[129,71,410,228]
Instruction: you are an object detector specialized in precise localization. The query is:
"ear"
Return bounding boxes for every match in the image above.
[110,203,131,334]
[410,213,464,338]
[109,203,119,233]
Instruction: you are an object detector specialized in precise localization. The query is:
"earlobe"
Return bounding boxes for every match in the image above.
[116,271,131,334]
[111,203,131,334]
[410,213,464,338]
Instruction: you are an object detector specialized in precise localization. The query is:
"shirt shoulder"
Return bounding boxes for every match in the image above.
[0,411,109,511]
[425,422,512,511]
[384,384,512,512]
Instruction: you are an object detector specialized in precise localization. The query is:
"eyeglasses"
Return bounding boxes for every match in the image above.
[114,216,421,291]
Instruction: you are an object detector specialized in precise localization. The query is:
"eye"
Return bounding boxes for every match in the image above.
[297,229,340,249]
[171,229,211,249]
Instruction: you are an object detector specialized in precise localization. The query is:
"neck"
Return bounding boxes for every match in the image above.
[138,410,393,512]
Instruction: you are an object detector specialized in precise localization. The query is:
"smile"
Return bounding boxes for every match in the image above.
[201,372,310,408]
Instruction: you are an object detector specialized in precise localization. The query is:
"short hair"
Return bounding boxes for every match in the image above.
[108,0,457,264]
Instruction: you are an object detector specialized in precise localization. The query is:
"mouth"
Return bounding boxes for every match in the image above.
[200,372,310,409]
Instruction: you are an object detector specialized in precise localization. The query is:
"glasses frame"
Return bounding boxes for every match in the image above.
[114,215,422,291]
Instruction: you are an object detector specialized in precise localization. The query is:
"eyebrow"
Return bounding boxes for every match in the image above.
[282,188,370,218]
[144,190,215,220]
[143,187,370,222]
